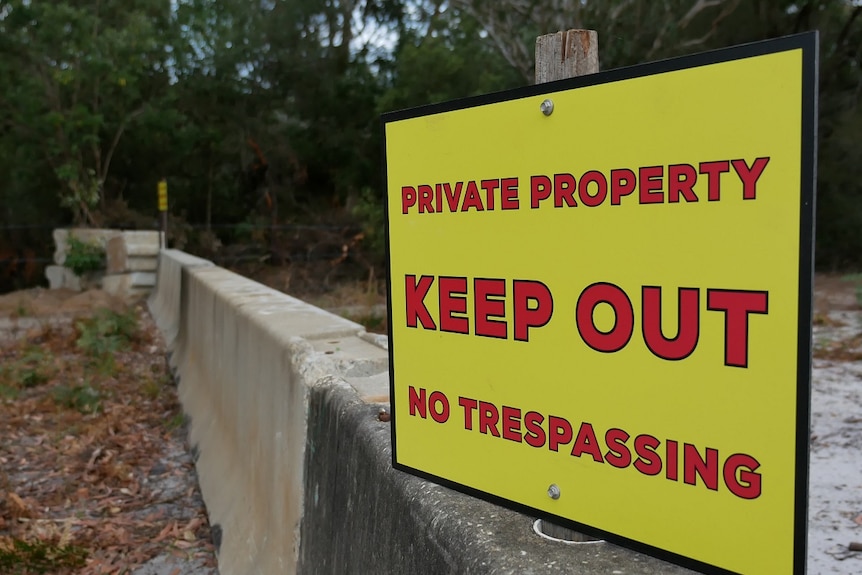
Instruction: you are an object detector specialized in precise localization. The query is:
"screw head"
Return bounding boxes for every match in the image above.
[547,484,561,499]
[540,99,554,116]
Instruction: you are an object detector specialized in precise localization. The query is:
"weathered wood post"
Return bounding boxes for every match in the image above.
[535,29,599,84]
[533,28,599,543]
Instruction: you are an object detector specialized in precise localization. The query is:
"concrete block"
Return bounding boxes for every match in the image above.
[299,385,697,575]
[147,249,698,575]
[310,335,389,400]
[147,250,214,348]
[101,272,156,296]
[105,236,127,275]
[107,235,159,274]
[127,257,159,272]
[121,231,160,257]
[45,265,81,291]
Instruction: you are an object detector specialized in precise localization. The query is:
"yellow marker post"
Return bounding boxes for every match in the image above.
[158,179,168,212]
[383,33,817,575]
[158,179,168,249]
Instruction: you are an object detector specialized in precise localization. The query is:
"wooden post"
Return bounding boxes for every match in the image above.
[533,28,600,544]
[535,29,598,84]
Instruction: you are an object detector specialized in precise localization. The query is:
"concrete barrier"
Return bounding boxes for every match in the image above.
[148,250,694,575]
[47,228,160,297]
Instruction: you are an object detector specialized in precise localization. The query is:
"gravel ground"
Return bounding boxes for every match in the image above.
[809,304,862,574]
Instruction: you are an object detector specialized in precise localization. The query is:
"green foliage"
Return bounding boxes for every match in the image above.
[65,236,106,276]
[0,346,54,390]
[0,0,860,270]
[75,308,138,373]
[0,0,171,225]
[52,384,103,414]
[0,538,88,574]
[166,411,187,432]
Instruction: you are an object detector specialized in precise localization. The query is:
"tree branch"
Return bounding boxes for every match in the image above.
[679,0,724,29]
[837,6,862,49]
[610,0,636,22]
[100,107,146,184]
[679,0,741,49]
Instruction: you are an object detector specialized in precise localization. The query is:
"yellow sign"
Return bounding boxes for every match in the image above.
[383,34,816,574]
[158,179,168,212]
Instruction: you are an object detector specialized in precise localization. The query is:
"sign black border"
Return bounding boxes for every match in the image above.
[382,31,817,575]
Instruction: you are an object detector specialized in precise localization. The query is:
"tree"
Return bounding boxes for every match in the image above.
[0,0,172,225]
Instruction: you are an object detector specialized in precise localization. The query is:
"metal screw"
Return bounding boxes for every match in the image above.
[547,484,561,500]
[540,99,554,116]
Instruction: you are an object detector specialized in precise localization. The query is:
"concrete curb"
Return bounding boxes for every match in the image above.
[299,380,696,575]
[148,250,694,575]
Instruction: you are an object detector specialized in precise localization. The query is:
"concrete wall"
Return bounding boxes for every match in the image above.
[149,249,694,575]
[47,229,159,297]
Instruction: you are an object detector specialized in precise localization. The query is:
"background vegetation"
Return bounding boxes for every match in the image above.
[0,0,860,292]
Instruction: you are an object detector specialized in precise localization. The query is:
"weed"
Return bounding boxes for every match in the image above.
[76,309,138,361]
[0,538,87,574]
[21,346,46,364]
[19,369,48,388]
[52,384,102,414]
[166,412,186,431]
[141,377,164,400]
[88,353,119,376]
[0,346,54,390]
[65,235,105,276]
[0,384,19,400]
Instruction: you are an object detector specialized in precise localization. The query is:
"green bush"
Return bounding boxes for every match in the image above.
[65,235,105,276]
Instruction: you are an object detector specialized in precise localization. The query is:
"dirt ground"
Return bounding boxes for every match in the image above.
[0,289,216,575]
[1,275,861,574]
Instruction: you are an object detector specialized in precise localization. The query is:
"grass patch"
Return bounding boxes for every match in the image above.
[76,309,138,355]
[52,384,102,414]
[0,538,88,574]
[141,374,171,400]
[75,308,139,375]
[166,411,186,432]
[0,346,55,391]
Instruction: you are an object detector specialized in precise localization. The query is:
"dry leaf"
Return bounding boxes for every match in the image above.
[8,491,27,511]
